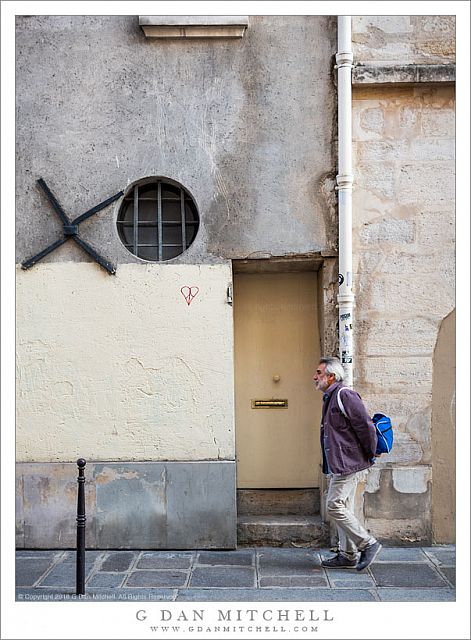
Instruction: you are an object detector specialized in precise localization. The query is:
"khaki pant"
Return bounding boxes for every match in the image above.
[326,469,376,559]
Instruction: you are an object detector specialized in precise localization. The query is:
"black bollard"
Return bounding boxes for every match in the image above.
[76,458,86,595]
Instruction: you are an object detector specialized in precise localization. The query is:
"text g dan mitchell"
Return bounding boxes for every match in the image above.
[136,608,334,623]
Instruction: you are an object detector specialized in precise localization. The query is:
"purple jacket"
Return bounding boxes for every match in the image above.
[320,382,377,475]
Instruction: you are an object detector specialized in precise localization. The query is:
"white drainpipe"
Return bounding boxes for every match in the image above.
[336,16,354,387]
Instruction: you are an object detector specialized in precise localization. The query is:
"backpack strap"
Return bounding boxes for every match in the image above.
[337,387,347,418]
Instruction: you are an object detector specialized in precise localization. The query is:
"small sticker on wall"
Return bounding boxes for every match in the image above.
[338,273,344,285]
[340,312,351,321]
[181,286,199,306]
[341,351,353,364]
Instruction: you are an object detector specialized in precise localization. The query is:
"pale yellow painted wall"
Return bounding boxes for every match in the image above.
[16,263,235,462]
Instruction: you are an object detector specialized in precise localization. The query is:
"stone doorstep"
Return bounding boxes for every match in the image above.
[237,515,330,547]
[237,488,321,516]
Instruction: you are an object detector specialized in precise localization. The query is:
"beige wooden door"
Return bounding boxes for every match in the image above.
[234,271,322,488]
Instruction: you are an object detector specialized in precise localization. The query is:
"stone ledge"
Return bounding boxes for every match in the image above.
[139,15,248,38]
[352,64,455,85]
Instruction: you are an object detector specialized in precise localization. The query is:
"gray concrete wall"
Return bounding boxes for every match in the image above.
[16,15,337,267]
[16,462,237,549]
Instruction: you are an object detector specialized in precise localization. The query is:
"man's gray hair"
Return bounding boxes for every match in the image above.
[319,356,345,382]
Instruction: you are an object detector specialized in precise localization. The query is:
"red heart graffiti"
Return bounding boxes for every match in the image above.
[181,286,199,306]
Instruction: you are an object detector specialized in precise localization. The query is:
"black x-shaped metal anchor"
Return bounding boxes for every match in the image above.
[21,178,124,275]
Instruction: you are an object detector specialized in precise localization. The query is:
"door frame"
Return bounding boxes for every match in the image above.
[231,253,338,488]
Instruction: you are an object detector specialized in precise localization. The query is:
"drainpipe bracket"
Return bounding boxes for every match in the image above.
[335,52,353,68]
[335,174,354,190]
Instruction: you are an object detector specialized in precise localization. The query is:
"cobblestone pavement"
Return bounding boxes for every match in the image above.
[15,545,455,602]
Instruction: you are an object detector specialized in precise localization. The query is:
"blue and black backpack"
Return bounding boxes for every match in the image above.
[371,413,394,454]
[337,388,393,456]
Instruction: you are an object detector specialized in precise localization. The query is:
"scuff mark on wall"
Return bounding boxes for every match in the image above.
[174,356,203,386]
[53,380,74,395]
[95,466,140,484]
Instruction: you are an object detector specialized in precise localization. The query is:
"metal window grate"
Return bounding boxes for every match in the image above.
[117,179,199,261]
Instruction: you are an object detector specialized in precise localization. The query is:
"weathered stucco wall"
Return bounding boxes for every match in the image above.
[352,15,455,65]
[15,15,337,266]
[15,14,337,549]
[16,263,234,462]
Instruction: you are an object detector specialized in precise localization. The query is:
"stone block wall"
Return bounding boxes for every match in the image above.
[351,36,455,541]
[352,16,455,65]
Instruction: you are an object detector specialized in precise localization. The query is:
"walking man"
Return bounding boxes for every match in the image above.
[313,356,382,571]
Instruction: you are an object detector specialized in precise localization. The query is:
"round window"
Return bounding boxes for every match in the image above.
[117,178,200,261]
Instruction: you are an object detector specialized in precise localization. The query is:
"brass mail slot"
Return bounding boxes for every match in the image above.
[251,399,288,409]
